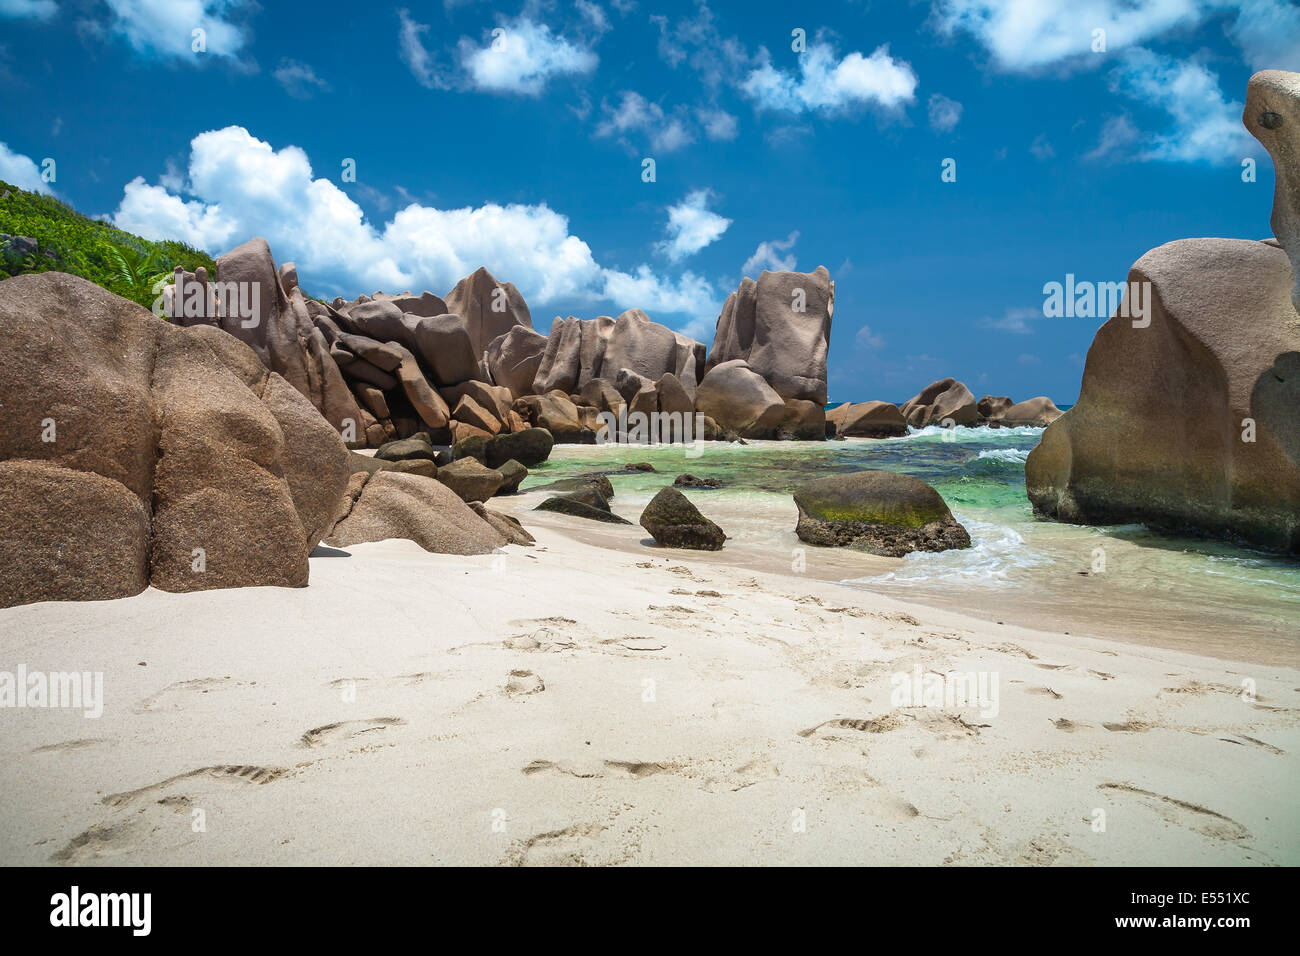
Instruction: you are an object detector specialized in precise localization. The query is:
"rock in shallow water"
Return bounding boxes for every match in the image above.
[793,470,970,557]
[639,487,726,550]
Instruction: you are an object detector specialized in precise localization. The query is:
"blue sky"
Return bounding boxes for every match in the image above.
[2,0,1297,403]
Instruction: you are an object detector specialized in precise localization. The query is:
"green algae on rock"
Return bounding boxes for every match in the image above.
[793,470,970,557]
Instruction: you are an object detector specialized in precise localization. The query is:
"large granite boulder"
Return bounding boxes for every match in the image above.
[1026,238,1300,554]
[828,401,907,438]
[171,240,364,442]
[638,487,725,550]
[708,267,834,405]
[0,273,350,608]
[337,298,480,387]
[977,395,1014,421]
[1244,70,1300,312]
[999,396,1063,427]
[793,470,971,557]
[436,457,505,502]
[325,471,505,554]
[513,393,587,442]
[485,427,554,468]
[900,378,978,427]
[486,325,548,397]
[443,266,533,360]
[694,360,787,438]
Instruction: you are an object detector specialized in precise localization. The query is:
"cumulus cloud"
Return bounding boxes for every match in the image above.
[928,93,963,132]
[0,0,57,20]
[697,107,739,141]
[273,59,331,98]
[742,43,917,114]
[929,0,1201,73]
[0,141,53,194]
[1228,0,1300,71]
[655,190,732,262]
[596,91,695,153]
[101,0,254,60]
[458,16,598,95]
[110,126,719,321]
[742,230,799,275]
[1109,48,1255,163]
[855,325,885,349]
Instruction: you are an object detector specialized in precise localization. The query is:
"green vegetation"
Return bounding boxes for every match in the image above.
[0,180,215,311]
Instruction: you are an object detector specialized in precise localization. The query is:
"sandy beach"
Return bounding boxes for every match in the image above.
[1,510,1295,867]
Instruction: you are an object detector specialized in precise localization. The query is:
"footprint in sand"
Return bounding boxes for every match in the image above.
[1026,686,1063,699]
[505,822,609,866]
[798,715,904,738]
[300,717,406,749]
[133,676,247,713]
[30,738,111,754]
[1051,717,1082,732]
[102,764,292,808]
[506,670,545,696]
[1097,782,1251,842]
[1219,733,1285,755]
[54,764,292,864]
[523,758,678,779]
[1102,719,1153,733]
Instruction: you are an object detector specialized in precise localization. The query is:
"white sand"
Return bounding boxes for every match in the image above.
[1,518,1296,866]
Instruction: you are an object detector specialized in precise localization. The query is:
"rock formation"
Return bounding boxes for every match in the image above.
[0,272,349,607]
[793,471,971,557]
[639,487,726,550]
[1028,71,1300,554]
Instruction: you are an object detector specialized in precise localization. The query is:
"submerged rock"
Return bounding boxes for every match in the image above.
[674,474,721,489]
[793,471,971,557]
[639,487,726,550]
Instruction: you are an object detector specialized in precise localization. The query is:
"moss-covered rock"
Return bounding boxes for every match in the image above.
[793,470,970,556]
[535,494,631,524]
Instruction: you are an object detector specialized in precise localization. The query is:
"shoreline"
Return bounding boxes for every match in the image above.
[1,521,1295,866]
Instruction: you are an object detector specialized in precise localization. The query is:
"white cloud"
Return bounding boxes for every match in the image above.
[1109,48,1255,163]
[855,325,885,349]
[459,16,598,95]
[596,91,696,153]
[273,59,331,99]
[928,93,963,131]
[575,0,610,34]
[1030,134,1055,159]
[110,126,719,320]
[1084,113,1141,161]
[102,0,253,59]
[0,141,53,194]
[929,0,1202,73]
[1228,0,1300,71]
[742,43,917,113]
[655,190,732,262]
[0,0,57,20]
[978,306,1041,334]
[697,107,739,141]
[398,8,449,90]
[742,230,799,275]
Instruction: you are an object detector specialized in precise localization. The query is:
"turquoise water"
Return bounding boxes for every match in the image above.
[521,426,1300,662]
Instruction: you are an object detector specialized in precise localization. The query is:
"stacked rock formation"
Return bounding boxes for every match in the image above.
[167,246,838,450]
[1027,69,1300,555]
[0,272,351,608]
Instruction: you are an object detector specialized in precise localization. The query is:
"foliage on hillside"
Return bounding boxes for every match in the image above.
[0,180,216,310]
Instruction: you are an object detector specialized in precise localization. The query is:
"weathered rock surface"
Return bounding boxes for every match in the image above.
[1027,238,1300,554]
[485,427,554,468]
[708,267,834,405]
[443,266,533,359]
[325,471,505,554]
[901,378,978,427]
[486,325,548,397]
[827,401,907,438]
[639,487,726,550]
[436,457,505,502]
[793,470,971,557]
[0,272,349,607]
[1244,70,1300,312]
[694,360,788,438]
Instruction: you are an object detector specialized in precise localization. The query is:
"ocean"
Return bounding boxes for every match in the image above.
[520,426,1300,665]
